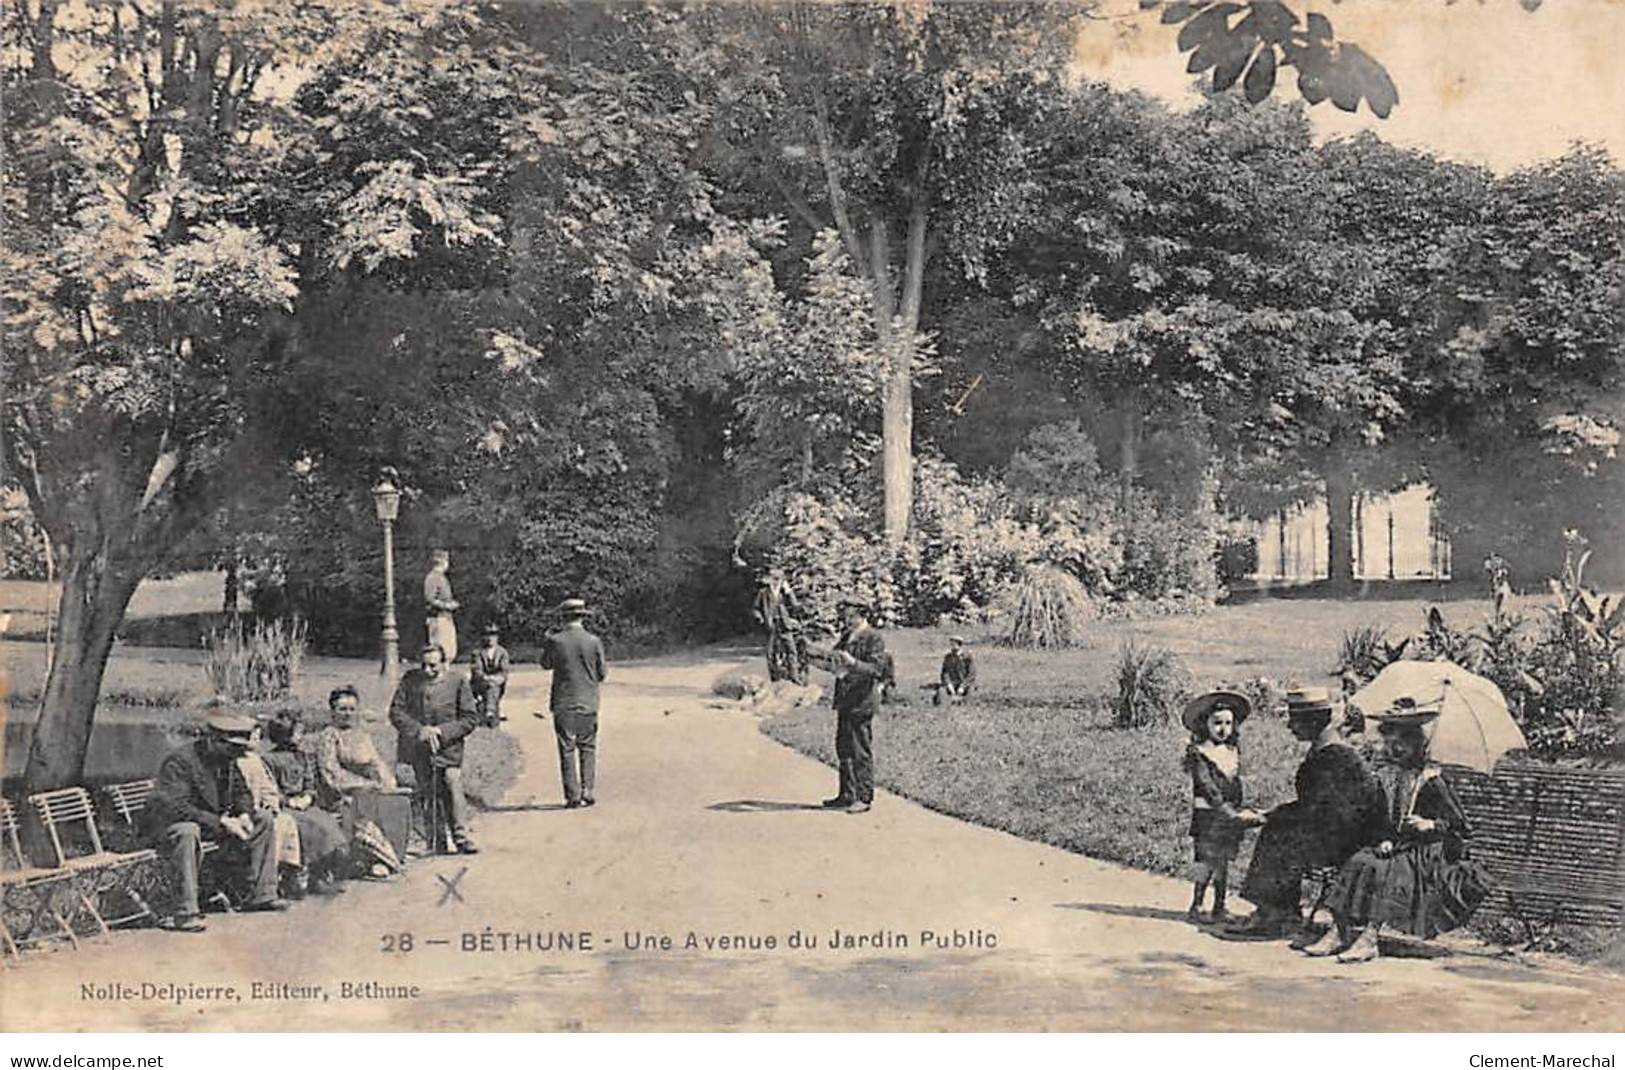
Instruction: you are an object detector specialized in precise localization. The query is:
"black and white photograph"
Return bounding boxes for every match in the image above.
[1,0,1623,1039]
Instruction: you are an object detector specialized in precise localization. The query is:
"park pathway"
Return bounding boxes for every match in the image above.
[2,653,1622,1032]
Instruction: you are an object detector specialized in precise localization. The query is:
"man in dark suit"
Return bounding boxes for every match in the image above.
[389,642,482,854]
[537,598,607,808]
[823,599,887,814]
[935,635,976,706]
[145,711,286,931]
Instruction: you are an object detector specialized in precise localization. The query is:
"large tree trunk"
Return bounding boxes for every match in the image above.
[1324,449,1356,591]
[23,540,145,791]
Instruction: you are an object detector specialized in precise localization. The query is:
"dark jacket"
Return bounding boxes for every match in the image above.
[541,624,607,716]
[1297,740,1387,858]
[144,740,237,840]
[833,626,887,716]
[389,668,480,768]
[940,650,976,692]
[472,644,511,694]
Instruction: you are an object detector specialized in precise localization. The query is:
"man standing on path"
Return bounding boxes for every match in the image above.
[753,567,808,685]
[538,598,607,809]
[820,599,887,814]
[390,643,482,854]
[424,548,460,664]
[145,711,288,930]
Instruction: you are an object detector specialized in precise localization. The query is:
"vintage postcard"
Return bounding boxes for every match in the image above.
[2,0,1623,1034]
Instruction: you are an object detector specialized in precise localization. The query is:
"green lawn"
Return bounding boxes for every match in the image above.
[760,595,1514,882]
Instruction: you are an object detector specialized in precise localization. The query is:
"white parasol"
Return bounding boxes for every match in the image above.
[1349,659,1528,773]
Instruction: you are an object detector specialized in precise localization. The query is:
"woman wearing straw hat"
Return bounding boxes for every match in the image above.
[1230,687,1386,938]
[1302,701,1485,962]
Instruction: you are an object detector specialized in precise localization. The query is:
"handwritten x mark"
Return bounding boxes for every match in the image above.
[436,866,468,907]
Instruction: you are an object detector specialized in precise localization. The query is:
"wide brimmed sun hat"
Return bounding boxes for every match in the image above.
[1181,690,1253,734]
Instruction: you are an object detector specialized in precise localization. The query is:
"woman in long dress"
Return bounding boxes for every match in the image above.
[262,714,350,895]
[1302,706,1478,962]
[314,686,404,878]
[314,686,398,807]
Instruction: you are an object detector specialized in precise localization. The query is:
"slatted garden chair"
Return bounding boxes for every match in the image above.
[98,780,228,917]
[28,787,158,934]
[0,798,81,961]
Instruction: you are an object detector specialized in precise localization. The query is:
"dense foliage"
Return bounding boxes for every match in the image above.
[2,0,1621,791]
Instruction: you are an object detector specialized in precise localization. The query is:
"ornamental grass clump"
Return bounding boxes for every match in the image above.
[1112,639,1190,728]
[1005,565,1093,649]
[203,616,307,702]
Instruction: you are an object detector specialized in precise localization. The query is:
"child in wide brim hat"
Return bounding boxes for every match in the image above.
[1180,689,1267,924]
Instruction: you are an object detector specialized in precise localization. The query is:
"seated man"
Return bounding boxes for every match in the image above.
[1230,687,1385,938]
[144,711,288,931]
[471,623,511,727]
[390,643,481,854]
[935,635,976,706]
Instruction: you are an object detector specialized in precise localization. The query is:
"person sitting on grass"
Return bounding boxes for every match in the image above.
[1301,703,1485,962]
[934,635,976,706]
[1181,690,1267,924]
[145,711,288,931]
[262,714,350,897]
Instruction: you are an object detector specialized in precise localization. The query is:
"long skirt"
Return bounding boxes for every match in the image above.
[1325,841,1464,940]
[292,808,349,871]
[1240,801,1363,913]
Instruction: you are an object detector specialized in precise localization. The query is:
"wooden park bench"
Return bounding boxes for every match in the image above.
[1446,763,1625,947]
[0,797,82,962]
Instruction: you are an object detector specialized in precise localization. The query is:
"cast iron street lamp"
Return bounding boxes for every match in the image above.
[373,469,402,693]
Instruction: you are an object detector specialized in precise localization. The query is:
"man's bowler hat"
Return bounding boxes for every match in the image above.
[556,598,588,616]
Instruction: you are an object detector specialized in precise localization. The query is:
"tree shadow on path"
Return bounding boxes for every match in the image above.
[1055,901,1197,926]
[708,799,828,813]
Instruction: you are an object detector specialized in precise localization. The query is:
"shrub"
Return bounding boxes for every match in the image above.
[1005,565,1094,649]
[1337,623,1412,685]
[203,617,307,702]
[1215,531,1258,588]
[1112,639,1190,728]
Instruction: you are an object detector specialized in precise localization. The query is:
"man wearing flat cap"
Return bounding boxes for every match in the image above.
[471,622,511,728]
[1230,686,1385,938]
[145,710,286,930]
[935,635,976,707]
[390,642,482,853]
[539,598,607,808]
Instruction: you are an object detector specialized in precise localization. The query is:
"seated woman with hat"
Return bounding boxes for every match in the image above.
[1302,699,1481,962]
[1230,686,1386,938]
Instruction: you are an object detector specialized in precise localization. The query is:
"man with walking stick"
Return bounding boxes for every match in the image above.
[390,642,482,854]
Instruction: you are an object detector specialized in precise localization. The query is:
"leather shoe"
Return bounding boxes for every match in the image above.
[821,796,852,809]
[169,914,207,933]
[580,798,596,808]
[844,801,872,814]
[456,839,480,855]
[243,898,291,913]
